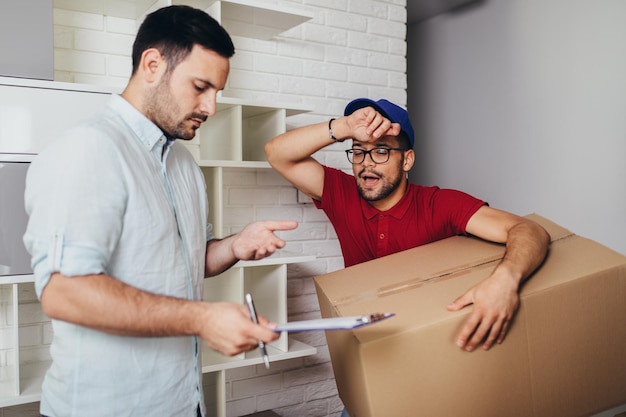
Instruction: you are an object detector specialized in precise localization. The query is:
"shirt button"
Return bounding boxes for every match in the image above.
[379,233,385,240]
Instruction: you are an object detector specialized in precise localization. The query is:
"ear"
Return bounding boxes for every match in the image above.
[403,149,415,172]
[138,48,166,84]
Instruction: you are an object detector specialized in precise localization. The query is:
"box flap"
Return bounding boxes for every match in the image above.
[315,236,505,310]
[334,263,497,344]
[523,234,626,295]
[523,213,573,242]
[314,213,574,312]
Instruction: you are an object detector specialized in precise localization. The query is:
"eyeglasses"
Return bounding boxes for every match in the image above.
[345,147,408,164]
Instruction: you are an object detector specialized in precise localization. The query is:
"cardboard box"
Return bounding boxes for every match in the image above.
[314,214,626,417]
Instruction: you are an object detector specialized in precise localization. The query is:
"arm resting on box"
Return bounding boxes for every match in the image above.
[447,206,550,352]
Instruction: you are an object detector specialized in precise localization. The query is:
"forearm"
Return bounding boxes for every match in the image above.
[205,236,238,277]
[42,271,281,357]
[204,220,295,277]
[266,104,403,170]
[41,272,204,337]
[265,119,350,200]
[451,213,550,351]
[496,220,550,285]
[265,121,336,169]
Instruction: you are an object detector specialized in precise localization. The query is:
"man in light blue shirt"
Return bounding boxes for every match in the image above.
[23,6,293,417]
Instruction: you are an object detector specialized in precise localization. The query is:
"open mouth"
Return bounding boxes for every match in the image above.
[359,171,381,188]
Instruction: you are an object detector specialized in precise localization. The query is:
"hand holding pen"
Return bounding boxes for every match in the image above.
[245,293,271,369]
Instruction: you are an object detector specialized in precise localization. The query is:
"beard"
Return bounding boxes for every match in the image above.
[355,159,404,202]
[144,75,206,141]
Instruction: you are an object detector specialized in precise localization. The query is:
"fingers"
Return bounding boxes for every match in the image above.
[261,220,298,232]
[496,320,510,345]
[365,112,390,137]
[200,303,279,357]
[366,114,399,139]
[455,309,512,352]
[454,312,481,351]
[449,276,519,351]
[256,313,278,330]
[447,292,472,312]
[234,221,299,261]
[253,221,296,255]
[247,239,284,260]
[352,107,401,140]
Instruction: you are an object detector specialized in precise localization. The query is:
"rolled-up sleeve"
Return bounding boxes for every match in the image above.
[23,126,126,298]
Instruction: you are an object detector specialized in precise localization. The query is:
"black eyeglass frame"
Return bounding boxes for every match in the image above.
[345,147,408,164]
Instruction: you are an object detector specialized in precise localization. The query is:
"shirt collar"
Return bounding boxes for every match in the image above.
[108,94,169,153]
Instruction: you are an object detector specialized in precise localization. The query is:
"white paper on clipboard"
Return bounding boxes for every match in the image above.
[275,313,395,333]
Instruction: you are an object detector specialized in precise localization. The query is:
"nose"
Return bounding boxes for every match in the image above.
[361,152,377,166]
[199,91,217,117]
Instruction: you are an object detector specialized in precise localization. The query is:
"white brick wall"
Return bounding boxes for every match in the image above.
[0,1,406,416]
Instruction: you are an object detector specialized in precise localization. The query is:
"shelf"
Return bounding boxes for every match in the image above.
[198,0,314,41]
[0,361,50,408]
[0,76,118,94]
[53,0,313,40]
[0,77,313,116]
[188,99,312,167]
[0,255,313,285]
[53,0,167,20]
[0,77,312,158]
[216,96,312,118]
[196,159,271,169]
[201,338,316,373]
[0,274,34,285]
[0,339,317,406]
[235,251,315,268]
[0,81,115,155]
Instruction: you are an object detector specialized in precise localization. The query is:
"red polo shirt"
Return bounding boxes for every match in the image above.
[314,166,487,267]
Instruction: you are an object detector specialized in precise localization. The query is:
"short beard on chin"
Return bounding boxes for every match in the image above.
[167,121,195,141]
[144,74,196,141]
[357,177,400,201]
[356,159,404,202]
[356,173,403,202]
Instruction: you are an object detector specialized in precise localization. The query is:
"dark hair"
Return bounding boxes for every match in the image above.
[396,131,411,150]
[131,5,235,75]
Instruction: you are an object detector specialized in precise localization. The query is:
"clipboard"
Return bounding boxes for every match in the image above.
[275,312,395,332]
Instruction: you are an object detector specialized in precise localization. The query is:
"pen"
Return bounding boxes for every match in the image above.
[244,293,270,369]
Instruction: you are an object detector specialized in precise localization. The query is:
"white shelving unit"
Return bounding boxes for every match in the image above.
[53,0,314,40]
[0,84,316,413]
[0,1,316,413]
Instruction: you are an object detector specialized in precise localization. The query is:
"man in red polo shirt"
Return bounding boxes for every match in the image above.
[265,97,550,353]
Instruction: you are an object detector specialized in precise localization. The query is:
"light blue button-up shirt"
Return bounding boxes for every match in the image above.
[24,94,212,417]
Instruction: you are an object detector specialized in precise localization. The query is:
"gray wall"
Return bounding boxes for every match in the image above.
[407,0,626,255]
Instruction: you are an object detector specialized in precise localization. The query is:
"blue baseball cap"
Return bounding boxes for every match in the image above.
[344,98,415,149]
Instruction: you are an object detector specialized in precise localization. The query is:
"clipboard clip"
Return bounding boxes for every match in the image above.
[355,312,395,327]
[275,312,395,332]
